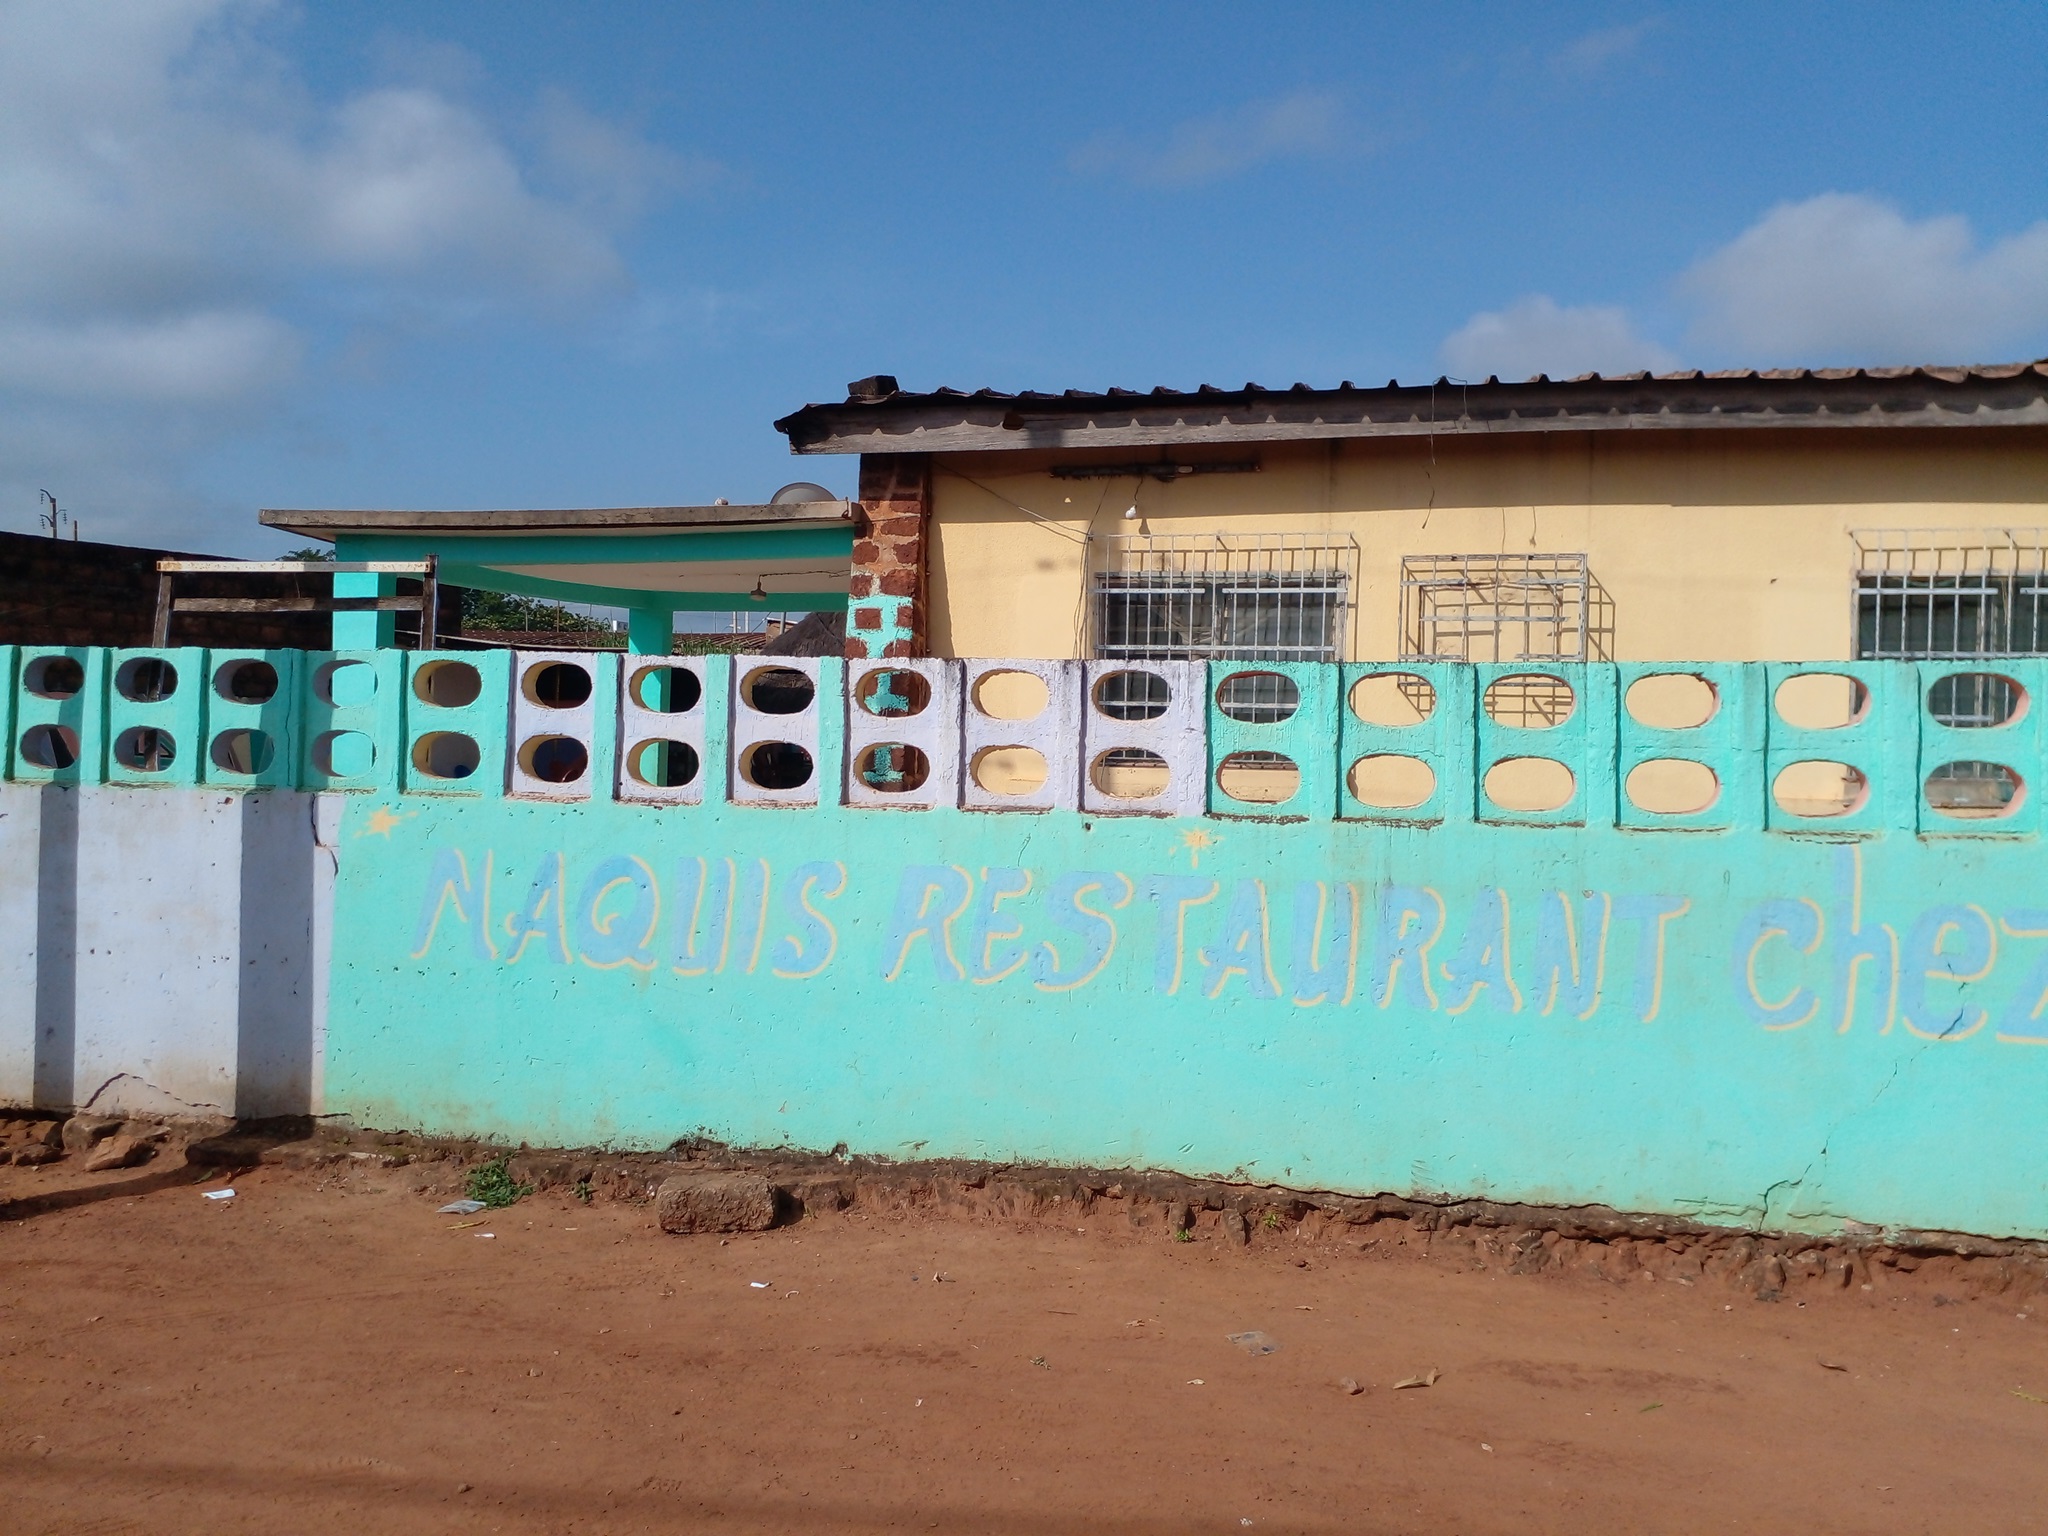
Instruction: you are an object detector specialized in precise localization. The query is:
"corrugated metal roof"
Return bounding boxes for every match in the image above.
[775,363,2048,456]
[813,360,2048,407]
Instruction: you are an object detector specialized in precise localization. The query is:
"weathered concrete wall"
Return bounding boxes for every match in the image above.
[10,640,2048,1243]
[0,784,331,1118]
[329,787,2048,1242]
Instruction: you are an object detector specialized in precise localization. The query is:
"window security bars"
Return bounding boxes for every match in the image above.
[1854,530,2048,668]
[1853,529,2048,807]
[1398,553,1611,666]
[1400,553,1611,728]
[1091,532,1357,726]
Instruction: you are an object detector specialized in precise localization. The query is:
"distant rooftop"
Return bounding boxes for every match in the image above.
[256,500,856,612]
[776,362,2048,457]
[258,501,852,538]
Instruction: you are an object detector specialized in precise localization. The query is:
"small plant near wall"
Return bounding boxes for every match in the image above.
[465,1156,533,1209]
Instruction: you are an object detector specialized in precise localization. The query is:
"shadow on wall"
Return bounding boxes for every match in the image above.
[16,784,321,1119]
[237,790,319,1120]
[32,785,77,1109]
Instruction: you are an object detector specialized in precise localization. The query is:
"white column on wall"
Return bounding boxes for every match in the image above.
[0,783,325,1118]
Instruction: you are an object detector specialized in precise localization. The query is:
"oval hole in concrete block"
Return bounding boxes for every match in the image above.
[519,734,589,784]
[209,728,274,775]
[1483,673,1575,729]
[411,731,480,780]
[24,655,83,699]
[1625,673,1717,729]
[1348,673,1435,726]
[1774,673,1868,730]
[1771,760,1869,817]
[741,741,813,790]
[1089,747,1170,799]
[1348,753,1436,809]
[626,738,699,788]
[523,661,592,709]
[1092,670,1170,722]
[312,730,375,777]
[115,657,177,702]
[1926,671,2025,728]
[19,723,79,769]
[855,741,931,793]
[315,659,377,708]
[742,666,815,715]
[971,745,1049,796]
[1625,758,1719,814]
[1215,671,1299,723]
[1217,750,1300,804]
[113,726,177,772]
[1924,760,2022,819]
[413,660,481,708]
[629,665,701,714]
[1484,756,1575,812]
[215,658,278,703]
[856,668,931,718]
[972,669,1049,721]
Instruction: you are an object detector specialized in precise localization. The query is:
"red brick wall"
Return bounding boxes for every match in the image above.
[846,454,930,660]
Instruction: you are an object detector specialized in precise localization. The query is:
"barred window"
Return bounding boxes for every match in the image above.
[1853,529,2047,807]
[1091,533,1356,722]
[1854,530,2048,666]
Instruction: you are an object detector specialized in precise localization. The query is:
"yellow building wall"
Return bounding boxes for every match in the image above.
[923,428,2048,662]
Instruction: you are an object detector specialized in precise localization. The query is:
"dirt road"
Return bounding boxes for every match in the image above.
[4,1151,2046,1534]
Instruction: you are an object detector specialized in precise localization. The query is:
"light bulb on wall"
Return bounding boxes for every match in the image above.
[749,578,767,602]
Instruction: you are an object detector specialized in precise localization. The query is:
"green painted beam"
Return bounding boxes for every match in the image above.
[336,526,852,569]
[428,562,843,614]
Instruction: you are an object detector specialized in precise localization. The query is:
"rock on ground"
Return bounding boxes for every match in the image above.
[62,1115,122,1153]
[82,1135,155,1173]
[655,1172,778,1235]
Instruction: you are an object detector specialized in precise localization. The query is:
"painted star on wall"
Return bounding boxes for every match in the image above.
[356,805,417,839]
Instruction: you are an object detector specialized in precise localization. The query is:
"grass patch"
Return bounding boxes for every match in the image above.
[465,1156,534,1209]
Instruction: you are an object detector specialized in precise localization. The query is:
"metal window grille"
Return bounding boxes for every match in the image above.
[1091,532,1356,727]
[1853,529,2048,666]
[1399,552,1610,727]
[1398,553,1611,665]
[1852,528,2048,806]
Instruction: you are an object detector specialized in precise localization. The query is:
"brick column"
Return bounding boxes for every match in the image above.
[846,453,931,660]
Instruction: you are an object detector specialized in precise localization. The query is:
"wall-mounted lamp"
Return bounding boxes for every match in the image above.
[749,578,767,602]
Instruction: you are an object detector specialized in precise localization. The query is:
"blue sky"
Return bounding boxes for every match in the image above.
[3,1,2044,553]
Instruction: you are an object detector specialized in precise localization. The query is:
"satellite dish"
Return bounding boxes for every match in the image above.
[770,481,835,505]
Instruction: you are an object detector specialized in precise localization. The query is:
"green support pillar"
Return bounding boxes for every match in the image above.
[628,606,674,656]
[333,571,396,649]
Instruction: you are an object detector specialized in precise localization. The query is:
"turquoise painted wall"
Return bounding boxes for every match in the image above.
[10,643,2048,1237]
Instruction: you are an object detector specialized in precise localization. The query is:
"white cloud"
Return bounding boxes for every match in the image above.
[536,90,720,225]
[1070,89,1349,187]
[301,87,625,295]
[1552,18,1658,80]
[1438,193,2048,381]
[1680,193,2048,362]
[0,0,686,546]
[1439,295,1677,381]
[0,310,301,402]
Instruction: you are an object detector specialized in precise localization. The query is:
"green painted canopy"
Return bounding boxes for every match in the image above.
[258,501,855,614]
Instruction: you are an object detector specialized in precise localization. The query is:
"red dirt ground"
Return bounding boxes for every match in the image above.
[5,1153,2047,1535]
